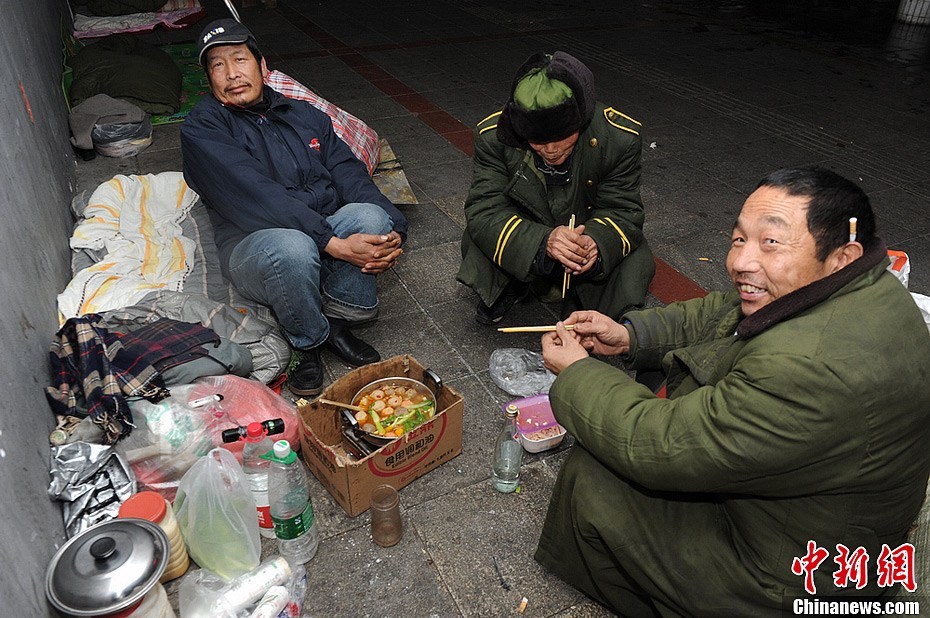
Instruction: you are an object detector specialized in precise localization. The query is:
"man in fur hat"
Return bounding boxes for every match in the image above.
[457,51,655,324]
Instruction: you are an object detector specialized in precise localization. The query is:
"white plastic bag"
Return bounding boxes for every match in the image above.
[174,448,260,581]
[888,250,910,288]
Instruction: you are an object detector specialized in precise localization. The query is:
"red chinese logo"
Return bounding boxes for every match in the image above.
[791,541,917,594]
[876,543,917,592]
[833,544,869,590]
[792,540,830,594]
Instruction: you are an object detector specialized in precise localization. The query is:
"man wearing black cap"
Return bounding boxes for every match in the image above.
[457,51,655,324]
[180,19,408,395]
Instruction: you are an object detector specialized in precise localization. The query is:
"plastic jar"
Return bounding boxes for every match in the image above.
[119,491,190,582]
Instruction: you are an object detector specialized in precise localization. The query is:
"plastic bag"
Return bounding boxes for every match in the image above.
[190,375,301,462]
[489,348,557,397]
[117,376,301,501]
[92,116,152,158]
[888,250,910,288]
[179,557,295,618]
[174,448,261,581]
[118,384,225,501]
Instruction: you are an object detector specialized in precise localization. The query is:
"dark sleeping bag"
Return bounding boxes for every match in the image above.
[69,34,182,115]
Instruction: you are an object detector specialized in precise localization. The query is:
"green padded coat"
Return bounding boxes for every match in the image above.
[537,248,930,614]
[456,102,654,319]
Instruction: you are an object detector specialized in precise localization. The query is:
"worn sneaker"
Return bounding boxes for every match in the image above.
[475,284,530,325]
[287,348,325,396]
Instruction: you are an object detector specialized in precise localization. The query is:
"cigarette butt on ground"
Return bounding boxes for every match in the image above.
[518,597,529,614]
[698,257,710,261]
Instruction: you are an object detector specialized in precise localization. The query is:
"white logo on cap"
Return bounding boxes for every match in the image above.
[202,26,225,44]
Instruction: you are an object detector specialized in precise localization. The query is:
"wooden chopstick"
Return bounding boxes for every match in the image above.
[317,398,367,413]
[562,214,576,299]
[497,324,576,333]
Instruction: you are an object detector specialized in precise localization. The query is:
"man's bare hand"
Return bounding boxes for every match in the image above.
[562,310,631,356]
[325,231,403,273]
[547,224,597,274]
[541,321,589,374]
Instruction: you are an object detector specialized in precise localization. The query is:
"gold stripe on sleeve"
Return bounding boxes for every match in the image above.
[493,216,520,264]
[496,219,523,266]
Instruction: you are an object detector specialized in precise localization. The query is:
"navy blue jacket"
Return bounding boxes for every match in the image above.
[180,86,407,268]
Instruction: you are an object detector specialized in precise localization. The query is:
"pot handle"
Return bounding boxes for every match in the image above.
[423,368,442,398]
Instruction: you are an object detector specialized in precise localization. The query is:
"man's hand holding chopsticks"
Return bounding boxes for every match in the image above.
[560,311,631,356]
[547,224,598,275]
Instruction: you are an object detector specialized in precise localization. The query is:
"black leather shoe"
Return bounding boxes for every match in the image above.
[325,318,381,366]
[287,347,324,396]
[475,283,530,325]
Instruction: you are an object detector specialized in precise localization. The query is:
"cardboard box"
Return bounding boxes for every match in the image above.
[298,355,463,517]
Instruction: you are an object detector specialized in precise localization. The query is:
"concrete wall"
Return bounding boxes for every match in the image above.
[0,0,78,614]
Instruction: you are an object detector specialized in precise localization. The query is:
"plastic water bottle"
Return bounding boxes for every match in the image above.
[222,419,285,539]
[265,440,318,564]
[492,404,522,492]
[241,423,277,538]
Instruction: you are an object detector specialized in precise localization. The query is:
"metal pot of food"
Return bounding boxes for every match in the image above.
[342,369,442,452]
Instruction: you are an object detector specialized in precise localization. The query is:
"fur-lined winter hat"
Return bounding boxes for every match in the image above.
[496,51,596,148]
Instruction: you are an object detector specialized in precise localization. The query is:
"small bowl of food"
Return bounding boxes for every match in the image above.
[506,394,567,453]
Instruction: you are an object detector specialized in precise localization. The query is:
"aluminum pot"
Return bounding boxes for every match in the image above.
[343,369,442,448]
[46,518,169,617]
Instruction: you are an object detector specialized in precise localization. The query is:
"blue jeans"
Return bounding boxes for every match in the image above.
[226,203,394,350]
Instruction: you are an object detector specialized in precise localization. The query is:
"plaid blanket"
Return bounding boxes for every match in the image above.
[265,70,380,175]
[46,315,219,443]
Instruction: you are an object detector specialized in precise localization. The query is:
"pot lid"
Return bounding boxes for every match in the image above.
[46,518,169,616]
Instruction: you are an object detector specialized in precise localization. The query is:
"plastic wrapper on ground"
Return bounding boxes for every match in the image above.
[489,348,557,396]
[48,441,136,537]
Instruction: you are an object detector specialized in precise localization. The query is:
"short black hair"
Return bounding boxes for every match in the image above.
[756,166,877,262]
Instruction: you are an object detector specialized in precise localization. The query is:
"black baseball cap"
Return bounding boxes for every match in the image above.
[197,18,258,65]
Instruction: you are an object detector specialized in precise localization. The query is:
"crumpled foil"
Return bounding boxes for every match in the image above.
[48,441,136,537]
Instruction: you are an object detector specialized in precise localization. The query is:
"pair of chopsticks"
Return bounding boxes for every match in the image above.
[561,214,576,299]
[497,324,576,333]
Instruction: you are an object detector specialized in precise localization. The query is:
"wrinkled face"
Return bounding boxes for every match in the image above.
[528,132,580,167]
[205,43,266,107]
[726,185,834,316]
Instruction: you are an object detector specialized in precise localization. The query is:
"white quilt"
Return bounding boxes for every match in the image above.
[58,172,198,321]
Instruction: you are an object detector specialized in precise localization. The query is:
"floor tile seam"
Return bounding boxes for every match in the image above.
[547,32,929,184]
[404,510,470,617]
[387,274,480,376]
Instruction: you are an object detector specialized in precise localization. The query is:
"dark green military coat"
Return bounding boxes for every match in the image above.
[536,249,930,614]
[456,103,654,319]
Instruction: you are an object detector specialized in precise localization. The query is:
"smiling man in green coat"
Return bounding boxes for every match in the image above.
[537,167,930,615]
[456,51,655,324]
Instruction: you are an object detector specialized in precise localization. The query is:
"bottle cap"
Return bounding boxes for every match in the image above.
[273,440,291,459]
[506,404,519,417]
[262,439,297,464]
[246,422,264,439]
[118,491,167,523]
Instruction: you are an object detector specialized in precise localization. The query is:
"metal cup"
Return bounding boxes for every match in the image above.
[369,484,403,547]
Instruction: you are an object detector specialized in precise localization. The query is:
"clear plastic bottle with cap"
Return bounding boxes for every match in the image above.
[237,422,278,539]
[491,403,522,493]
[265,440,318,564]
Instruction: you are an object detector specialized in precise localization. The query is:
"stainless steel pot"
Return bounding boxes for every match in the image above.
[46,518,169,617]
[342,369,442,449]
